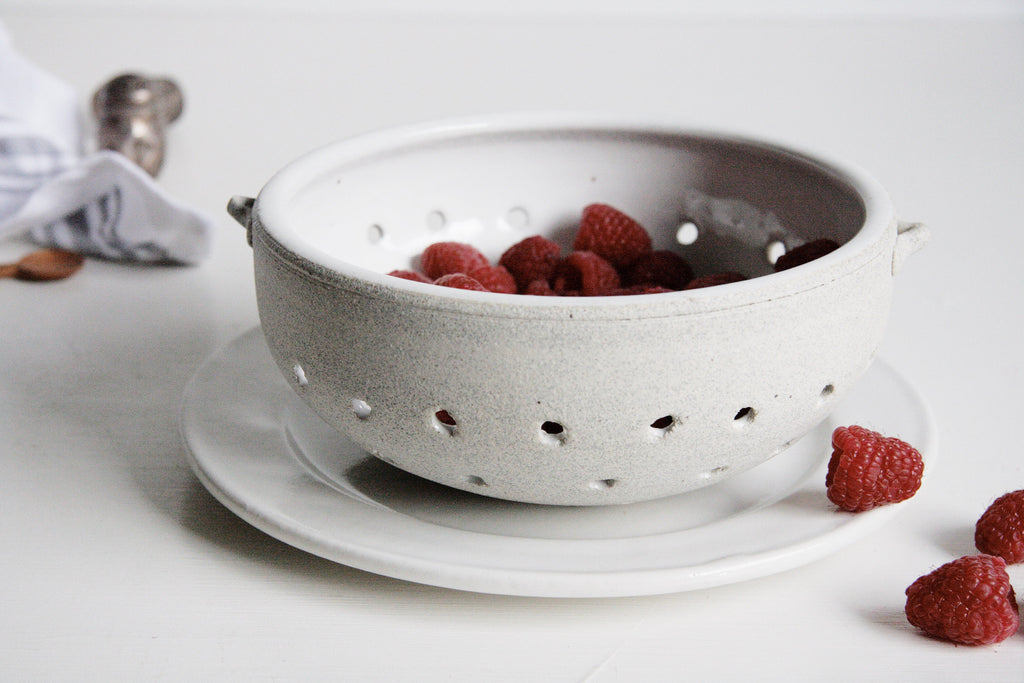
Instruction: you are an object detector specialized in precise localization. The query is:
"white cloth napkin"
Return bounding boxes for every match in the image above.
[0,23,213,264]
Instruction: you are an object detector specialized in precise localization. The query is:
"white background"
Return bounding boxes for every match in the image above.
[6,0,1024,14]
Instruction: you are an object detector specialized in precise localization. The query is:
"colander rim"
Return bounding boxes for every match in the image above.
[252,113,895,316]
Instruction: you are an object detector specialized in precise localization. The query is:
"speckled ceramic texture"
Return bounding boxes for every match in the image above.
[237,115,928,506]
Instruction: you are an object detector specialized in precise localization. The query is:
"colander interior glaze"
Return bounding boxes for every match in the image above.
[230,115,927,506]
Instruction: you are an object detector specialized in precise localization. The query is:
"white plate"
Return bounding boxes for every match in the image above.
[181,328,936,598]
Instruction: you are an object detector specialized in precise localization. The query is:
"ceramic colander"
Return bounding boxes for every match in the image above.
[228,114,928,506]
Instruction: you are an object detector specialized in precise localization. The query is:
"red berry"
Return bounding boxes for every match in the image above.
[499,235,561,291]
[433,273,489,291]
[773,238,840,272]
[613,284,674,295]
[523,279,556,296]
[573,204,652,268]
[552,251,621,296]
[468,264,517,294]
[623,250,694,290]
[905,555,1020,646]
[683,272,748,289]
[420,242,489,280]
[825,425,924,512]
[976,489,1024,564]
[388,269,430,283]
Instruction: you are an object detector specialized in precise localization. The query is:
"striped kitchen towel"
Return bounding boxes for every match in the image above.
[0,22,212,264]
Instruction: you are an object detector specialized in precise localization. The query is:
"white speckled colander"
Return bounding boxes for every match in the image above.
[228,114,928,506]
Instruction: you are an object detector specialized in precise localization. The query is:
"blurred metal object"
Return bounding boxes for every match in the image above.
[92,73,183,177]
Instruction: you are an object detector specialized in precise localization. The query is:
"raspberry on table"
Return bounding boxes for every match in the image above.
[552,251,621,296]
[825,425,924,512]
[905,554,1020,646]
[420,241,490,280]
[573,203,653,268]
[683,272,748,290]
[467,264,517,294]
[387,269,431,283]
[499,235,562,291]
[773,238,840,272]
[433,273,489,291]
[975,489,1024,564]
[623,250,694,290]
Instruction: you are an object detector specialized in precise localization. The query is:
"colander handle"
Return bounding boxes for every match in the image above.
[227,195,255,246]
[892,221,929,275]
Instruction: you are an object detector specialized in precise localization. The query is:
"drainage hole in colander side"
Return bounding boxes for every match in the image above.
[819,383,836,402]
[676,219,699,246]
[540,420,567,445]
[433,409,457,435]
[765,239,787,265]
[771,439,796,456]
[589,478,618,490]
[426,210,446,231]
[649,415,675,437]
[291,362,308,388]
[367,223,384,244]
[506,206,530,229]
[733,406,756,426]
[351,398,372,419]
[464,475,487,487]
[700,466,729,481]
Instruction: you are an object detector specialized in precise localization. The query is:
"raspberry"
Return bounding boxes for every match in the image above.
[573,204,652,268]
[623,250,694,290]
[523,279,556,296]
[420,241,489,280]
[388,269,431,283]
[433,273,489,291]
[905,555,1020,645]
[683,272,748,289]
[825,425,924,512]
[976,489,1024,564]
[552,251,621,296]
[614,284,674,295]
[498,235,561,291]
[773,238,840,272]
[466,264,517,294]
